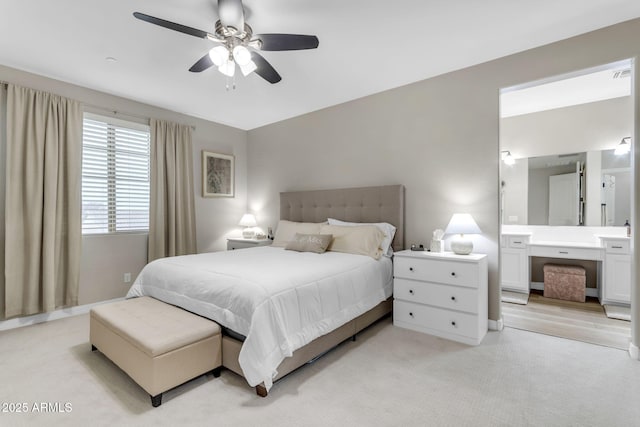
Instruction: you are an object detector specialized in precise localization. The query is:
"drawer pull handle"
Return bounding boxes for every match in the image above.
[409,312,414,317]
[451,296,456,301]
[409,267,414,272]
[450,272,456,277]
[612,246,623,249]
[451,321,456,327]
[409,289,414,294]
[559,251,569,254]
[513,241,522,244]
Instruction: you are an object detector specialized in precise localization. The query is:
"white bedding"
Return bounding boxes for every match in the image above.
[126,246,393,390]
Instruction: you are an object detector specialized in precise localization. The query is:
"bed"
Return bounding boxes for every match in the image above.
[127,184,405,396]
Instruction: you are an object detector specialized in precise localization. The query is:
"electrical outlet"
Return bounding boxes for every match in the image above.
[123,273,131,283]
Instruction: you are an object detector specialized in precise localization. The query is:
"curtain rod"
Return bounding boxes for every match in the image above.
[0,80,195,131]
[84,103,196,131]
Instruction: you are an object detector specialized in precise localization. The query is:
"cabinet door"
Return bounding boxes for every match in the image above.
[501,249,528,293]
[603,254,631,304]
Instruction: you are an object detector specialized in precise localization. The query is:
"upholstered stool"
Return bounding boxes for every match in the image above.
[90,296,222,407]
[543,264,586,302]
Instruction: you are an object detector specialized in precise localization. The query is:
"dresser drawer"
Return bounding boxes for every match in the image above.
[394,257,479,288]
[604,240,630,254]
[393,300,479,340]
[394,278,479,314]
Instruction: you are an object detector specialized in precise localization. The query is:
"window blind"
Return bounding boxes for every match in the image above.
[82,113,150,234]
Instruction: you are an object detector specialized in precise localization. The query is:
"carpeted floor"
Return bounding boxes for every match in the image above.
[1,314,640,427]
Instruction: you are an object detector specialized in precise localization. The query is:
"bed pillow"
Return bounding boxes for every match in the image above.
[285,233,333,254]
[320,224,386,260]
[271,220,324,247]
[327,218,396,257]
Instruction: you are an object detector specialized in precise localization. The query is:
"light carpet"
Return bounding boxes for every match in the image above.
[604,304,631,321]
[1,314,640,427]
[501,290,529,305]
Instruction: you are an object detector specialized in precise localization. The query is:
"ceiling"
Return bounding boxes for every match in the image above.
[1,1,640,130]
[501,59,632,118]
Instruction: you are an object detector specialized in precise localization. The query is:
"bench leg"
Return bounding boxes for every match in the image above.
[255,384,268,397]
[151,393,162,407]
[91,344,97,352]
[211,367,221,378]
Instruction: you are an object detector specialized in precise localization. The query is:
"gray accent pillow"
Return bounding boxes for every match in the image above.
[285,233,333,254]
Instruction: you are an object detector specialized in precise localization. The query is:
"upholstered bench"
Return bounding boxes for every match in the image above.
[90,296,222,407]
[543,264,586,302]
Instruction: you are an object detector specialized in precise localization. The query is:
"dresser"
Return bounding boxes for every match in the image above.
[393,250,488,345]
[226,238,272,250]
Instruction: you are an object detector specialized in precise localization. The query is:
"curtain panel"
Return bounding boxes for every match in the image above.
[4,84,82,318]
[148,119,196,262]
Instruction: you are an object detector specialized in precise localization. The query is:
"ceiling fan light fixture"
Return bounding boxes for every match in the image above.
[218,60,236,77]
[232,45,252,66]
[240,60,257,76]
[209,46,229,66]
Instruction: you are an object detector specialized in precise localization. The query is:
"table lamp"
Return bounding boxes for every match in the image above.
[239,213,257,239]
[445,213,481,255]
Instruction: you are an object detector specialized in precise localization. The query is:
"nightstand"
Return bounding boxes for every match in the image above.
[393,250,488,345]
[226,238,273,250]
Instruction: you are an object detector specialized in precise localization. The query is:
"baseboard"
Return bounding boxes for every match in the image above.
[488,317,504,331]
[530,281,598,298]
[0,298,125,332]
[630,342,640,360]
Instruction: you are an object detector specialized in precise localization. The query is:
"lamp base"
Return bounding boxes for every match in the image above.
[242,228,256,239]
[450,235,473,255]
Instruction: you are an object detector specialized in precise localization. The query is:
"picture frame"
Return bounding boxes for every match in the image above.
[202,151,234,197]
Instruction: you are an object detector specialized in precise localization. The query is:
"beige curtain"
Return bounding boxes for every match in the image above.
[148,119,196,262]
[4,84,82,318]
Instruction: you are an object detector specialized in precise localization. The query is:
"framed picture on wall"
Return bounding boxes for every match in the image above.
[202,151,234,197]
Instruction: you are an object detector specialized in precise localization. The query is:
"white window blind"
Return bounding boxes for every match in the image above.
[82,113,150,234]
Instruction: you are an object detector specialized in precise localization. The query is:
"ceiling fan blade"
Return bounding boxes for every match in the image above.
[251,52,282,84]
[189,54,215,73]
[133,12,210,39]
[218,0,244,31]
[254,34,319,51]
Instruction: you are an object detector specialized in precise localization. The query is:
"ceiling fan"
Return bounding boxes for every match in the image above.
[133,0,319,84]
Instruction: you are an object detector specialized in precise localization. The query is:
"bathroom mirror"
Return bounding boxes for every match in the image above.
[501,149,630,226]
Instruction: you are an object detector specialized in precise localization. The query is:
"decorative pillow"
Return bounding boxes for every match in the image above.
[320,224,386,260]
[285,233,333,254]
[327,218,396,257]
[271,220,324,247]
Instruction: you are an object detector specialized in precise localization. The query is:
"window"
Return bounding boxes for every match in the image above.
[82,113,150,234]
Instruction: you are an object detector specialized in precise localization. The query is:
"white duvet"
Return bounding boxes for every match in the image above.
[126,246,392,390]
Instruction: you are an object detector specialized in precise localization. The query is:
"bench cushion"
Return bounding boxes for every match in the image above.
[91,297,220,357]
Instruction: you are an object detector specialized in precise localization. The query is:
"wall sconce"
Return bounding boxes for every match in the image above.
[501,150,515,165]
[445,213,482,255]
[614,137,631,155]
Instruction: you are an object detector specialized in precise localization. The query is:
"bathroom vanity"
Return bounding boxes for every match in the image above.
[501,226,631,306]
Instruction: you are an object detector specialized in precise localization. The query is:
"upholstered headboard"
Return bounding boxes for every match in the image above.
[280,185,405,252]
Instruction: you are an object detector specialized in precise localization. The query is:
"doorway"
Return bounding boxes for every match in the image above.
[499,59,634,350]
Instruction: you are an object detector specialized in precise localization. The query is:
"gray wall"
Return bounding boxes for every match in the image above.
[0,64,247,308]
[247,18,640,327]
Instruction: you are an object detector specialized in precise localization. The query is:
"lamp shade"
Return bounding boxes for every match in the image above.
[445,214,481,255]
[445,214,481,235]
[239,213,257,227]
